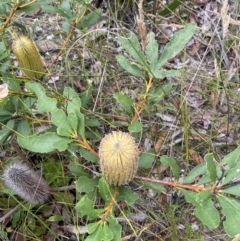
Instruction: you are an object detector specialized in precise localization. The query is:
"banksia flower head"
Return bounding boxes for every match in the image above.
[12,35,45,79]
[2,161,50,205]
[99,131,139,186]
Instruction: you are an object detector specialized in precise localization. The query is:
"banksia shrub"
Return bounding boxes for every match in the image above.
[12,35,45,79]
[2,161,50,205]
[99,131,139,186]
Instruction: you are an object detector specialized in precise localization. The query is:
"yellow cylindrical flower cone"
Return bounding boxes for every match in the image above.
[12,35,45,79]
[99,131,139,186]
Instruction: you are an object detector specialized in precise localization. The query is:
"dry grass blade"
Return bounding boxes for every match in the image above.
[136,0,147,51]
[221,0,230,39]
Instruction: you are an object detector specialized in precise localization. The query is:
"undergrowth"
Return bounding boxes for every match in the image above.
[0,0,240,240]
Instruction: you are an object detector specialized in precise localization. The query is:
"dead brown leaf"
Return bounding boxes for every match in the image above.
[189,149,205,164]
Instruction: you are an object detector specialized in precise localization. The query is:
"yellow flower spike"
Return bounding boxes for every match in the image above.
[12,35,45,79]
[99,131,139,186]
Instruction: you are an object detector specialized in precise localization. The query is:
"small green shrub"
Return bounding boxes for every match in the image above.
[0,0,240,240]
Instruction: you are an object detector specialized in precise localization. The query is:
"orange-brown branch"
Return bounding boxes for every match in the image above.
[47,21,77,70]
[131,77,153,122]
[132,98,145,122]
[101,186,119,221]
[0,3,21,32]
[76,138,99,157]
[134,175,207,192]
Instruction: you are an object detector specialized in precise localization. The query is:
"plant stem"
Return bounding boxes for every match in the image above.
[101,186,119,221]
[134,175,207,192]
[47,21,77,71]
[0,2,22,32]
[76,138,99,157]
[132,76,153,122]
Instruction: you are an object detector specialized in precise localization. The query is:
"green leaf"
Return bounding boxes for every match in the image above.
[100,224,114,241]
[139,150,155,168]
[197,173,212,186]
[217,195,240,237]
[128,121,143,133]
[56,115,76,136]
[63,87,81,114]
[182,190,220,229]
[157,23,197,69]
[51,109,74,137]
[221,146,240,168]
[205,153,217,183]
[85,118,100,127]
[159,0,186,17]
[135,180,166,193]
[222,162,240,186]
[68,161,90,177]
[98,177,114,202]
[76,195,104,219]
[87,222,100,234]
[76,176,99,193]
[79,147,99,163]
[17,119,31,136]
[26,82,57,113]
[145,32,158,73]
[76,112,85,140]
[182,189,210,207]
[113,92,133,113]
[63,87,84,139]
[77,8,102,29]
[62,19,71,34]
[0,60,10,73]
[0,119,15,144]
[116,55,144,78]
[118,32,146,66]
[85,223,113,241]
[66,112,78,132]
[195,196,220,229]
[147,84,173,103]
[196,164,222,186]
[183,163,206,184]
[221,184,240,196]
[0,108,13,122]
[40,160,63,185]
[149,69,164,79]
[80,84,92,108]
[59,0,73,18]
[107,214,122,241]
[182,189,220,228]
[41,5,70,18]
[53,139,73,152]
[18,0,55,13]
[17,132,72,153]
[160,155,180,180]
[117,186,139,206]
[161,69,181,78]
[47,215,63,222]
[0,41,8,61]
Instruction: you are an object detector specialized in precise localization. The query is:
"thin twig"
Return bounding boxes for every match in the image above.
[47,21,77,71]
[134,175,207,192]
[50,185,76,192]
[0,202,26,223]
[0,2,21,32]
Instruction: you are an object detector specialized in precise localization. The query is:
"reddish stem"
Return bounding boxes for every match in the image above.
[47,21,77,70]
[76,138,99,157]
[0,4,21,32]
[101,186,119,221]
[134,175,208,192]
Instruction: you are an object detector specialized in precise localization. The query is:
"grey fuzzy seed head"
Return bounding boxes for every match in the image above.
[2,161,50,205]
